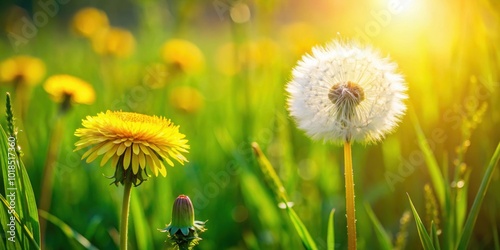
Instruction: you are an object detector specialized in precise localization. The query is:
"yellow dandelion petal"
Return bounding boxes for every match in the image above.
[100,145,118,167]
[123,147,132,170]
[111,155,119,171]
[74,111,189,184]
[159,162,167,175]
[140,144,151,155]
[97,141,115,155]
[117,143,127,156]
[138,152,146,169]
[81,147,96,160]
[158,163,167,177]
[131,153,139,174]
[132,143,140,155]
[86,149,100,163]
[165,157,174,167]
[145,154,155,171]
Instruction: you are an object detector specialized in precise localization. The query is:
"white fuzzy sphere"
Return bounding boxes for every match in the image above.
[286,40,407,144]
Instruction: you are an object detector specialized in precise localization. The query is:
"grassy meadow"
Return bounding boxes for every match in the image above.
[0,0,500,249]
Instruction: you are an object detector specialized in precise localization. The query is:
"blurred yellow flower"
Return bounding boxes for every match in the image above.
[74,111,189,185]
[72,7,109,38]
[242,38,280,68]
[43,74,95,105]
[0,55,46,86]
[280,22,319,57]
[215,38,280,76]
[215,42,239,76]
[169,86,204,113]
[161,39,204,74]
[92,27,136,58]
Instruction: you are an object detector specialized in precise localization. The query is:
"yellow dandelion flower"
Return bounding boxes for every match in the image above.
[0,55,46,86]
[91,27,136,58]
[161,39,204,74]
[169,86,204,113]
[43,74,96,105]
[74,111,189,185]
[72,7,109,38]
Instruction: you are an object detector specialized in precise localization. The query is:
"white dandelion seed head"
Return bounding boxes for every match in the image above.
[286,40,408,144]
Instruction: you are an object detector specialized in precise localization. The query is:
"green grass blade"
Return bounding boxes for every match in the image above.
[0,124,40,248]
[0,195,39,249]
[365,203,392,250]
[457,142,500,249]
[251,142,289,202]
[430,221,441,250]
[0,194,23,249]
[17,158,40,244]
[131,190,153,250]
[408,194,436,250]
[493,218,500,250]
[327,208,335,250]
[251,142,318,250]
[38,210,98,250]
[411,112,445,208]
[284,202,318,250]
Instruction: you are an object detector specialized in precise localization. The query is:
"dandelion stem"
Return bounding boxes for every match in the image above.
[344,140,357,250]
[120,180,132,250]
[39,116,65,247]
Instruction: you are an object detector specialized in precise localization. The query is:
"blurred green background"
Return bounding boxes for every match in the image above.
[0,0,499,249]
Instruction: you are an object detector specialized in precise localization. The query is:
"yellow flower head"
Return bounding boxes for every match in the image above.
[44,74,95,106]
[169,86,204,114]
[161,39,204,74]
[72,7,109,38]
[0,55,46,86]
[74,111,189,186]
[91,27,136,58]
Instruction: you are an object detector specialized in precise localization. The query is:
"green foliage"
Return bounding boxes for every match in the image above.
[408,195,435,250]
[0,1,499,249]
[327,209,335,250]
[252,142,318,250]
[0,124,40,249]
[409,110,500,250]
[38,210,97,250]
[365,203,392,250]
[457,143,500,249]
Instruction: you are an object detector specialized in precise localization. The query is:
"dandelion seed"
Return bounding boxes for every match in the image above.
[74,111,189,186]
[286,40,407,144]
[286,39,408,250]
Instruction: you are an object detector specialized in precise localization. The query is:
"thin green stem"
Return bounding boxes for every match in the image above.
[39,116,65,247]
[120,180,133,250]
[344,141,357,250]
